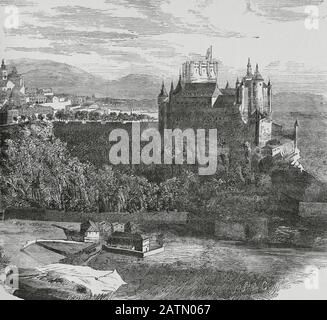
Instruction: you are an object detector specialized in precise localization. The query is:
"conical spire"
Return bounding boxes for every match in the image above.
[294,119,299,149]
[225,81,229,89]
[174,74,182,94]
[169,81,174,95]
[268,78,271,86]
[11,66,17,75]
[1,59,6,70]
[236,77,239,87]
[254,63,263,81]
[246,58,253,77]
[159,81,168,97]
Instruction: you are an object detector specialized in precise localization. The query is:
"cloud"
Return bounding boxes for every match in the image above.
[247,0,324,22]
[1,0,327,93]
[0,0,36,7]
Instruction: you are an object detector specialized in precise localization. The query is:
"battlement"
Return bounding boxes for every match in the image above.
[182,46,218,84]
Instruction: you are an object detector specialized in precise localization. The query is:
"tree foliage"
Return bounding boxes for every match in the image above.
[0,123,268,216]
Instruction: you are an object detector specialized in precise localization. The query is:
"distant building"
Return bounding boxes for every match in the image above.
[81,220,101,243]
[0,59,26,111]
[71,96,86,106]
[111,222,125,233]
[0,60,25,96]
[40,88,54,97]
[107,232,150,253]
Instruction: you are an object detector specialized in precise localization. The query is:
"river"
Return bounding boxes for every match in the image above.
[1,220,327,299]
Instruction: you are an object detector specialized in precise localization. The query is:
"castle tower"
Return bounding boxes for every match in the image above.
[267,78,272,115]
[169,81,174,97]
[174,74,182,94]
[235,78,240,103]
[182,47,218,83]
[246,58,253,79]
[158,81,168,134]
[253,63,264,113]
[294,119,299,150]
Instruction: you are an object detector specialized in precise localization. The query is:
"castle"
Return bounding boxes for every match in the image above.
[158,47,301,172]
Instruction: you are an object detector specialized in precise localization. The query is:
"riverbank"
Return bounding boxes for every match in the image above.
[2,220,327,299]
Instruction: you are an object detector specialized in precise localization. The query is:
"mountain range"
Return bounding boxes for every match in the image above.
[8,59,163,100]
[7,58,327,108]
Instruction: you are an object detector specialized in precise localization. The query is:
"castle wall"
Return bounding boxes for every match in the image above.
[253,81,264,113]
[258,119,272,148]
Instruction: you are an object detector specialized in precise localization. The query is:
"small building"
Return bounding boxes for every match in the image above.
[124,221,139,234]
[81,220,100,243]
[107,232,150,253]
[111,222,125,233]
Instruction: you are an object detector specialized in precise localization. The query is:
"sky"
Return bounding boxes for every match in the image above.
[0,0,327,86]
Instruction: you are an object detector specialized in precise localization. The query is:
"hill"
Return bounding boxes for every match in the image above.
[8,59,162,100]
[8,59,108,97]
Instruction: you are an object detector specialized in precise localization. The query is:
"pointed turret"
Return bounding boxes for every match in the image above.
[294,119,299,150]
[235,77,240,88]
[1,59,6,70]
[254,63,264,81]
[174,74,182,94]
[11,66,17,75]
[225,81,229,89]
[267,78,272,115]
[246,58,253,78]
[169,81,174,95]
[158,81,168,98]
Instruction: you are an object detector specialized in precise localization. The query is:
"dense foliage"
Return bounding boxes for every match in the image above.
[0,122,275,216]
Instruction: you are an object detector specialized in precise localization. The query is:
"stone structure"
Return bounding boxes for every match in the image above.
[158,47,300,172]
[0,59,25,106]
[0,59,26,125]
[182,46,219,84]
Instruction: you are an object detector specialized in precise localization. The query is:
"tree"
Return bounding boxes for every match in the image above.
[1,123,98,212]
[46,113,54,121]
[75,111,88,121]
[55,110,66,121]
[89,111,100,121]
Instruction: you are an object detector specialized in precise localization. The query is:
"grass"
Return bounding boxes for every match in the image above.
[112,264,280,300]
[0,247,10,270]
